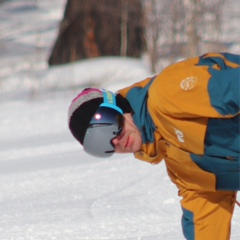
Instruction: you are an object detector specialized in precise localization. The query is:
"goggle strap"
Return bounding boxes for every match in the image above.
[101,90,123,114]
[100,102,123,114]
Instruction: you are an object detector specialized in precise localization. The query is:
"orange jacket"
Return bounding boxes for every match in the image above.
[118,53,240,240]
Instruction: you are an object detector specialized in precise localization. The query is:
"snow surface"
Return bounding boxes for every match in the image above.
[0,0,239,239]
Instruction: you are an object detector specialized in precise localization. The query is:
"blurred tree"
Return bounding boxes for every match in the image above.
[142,0,226,73]
[184,0,202,57]
[142,0,165,73]
[48,0,145,66]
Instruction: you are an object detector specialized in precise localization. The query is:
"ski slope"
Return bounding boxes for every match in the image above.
[0,0,239,239]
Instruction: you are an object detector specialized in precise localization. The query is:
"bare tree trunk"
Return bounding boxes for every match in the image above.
[120,0,128,56]
[184,0,201,57]
[143,0,164,73]
[168,1,185,63]
[48,0,145,66]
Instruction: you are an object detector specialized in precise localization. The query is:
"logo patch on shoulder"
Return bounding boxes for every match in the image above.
[180,76,198,90]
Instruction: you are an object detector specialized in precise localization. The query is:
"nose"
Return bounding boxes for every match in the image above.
[112,135,121,147]
[111,136,119,146]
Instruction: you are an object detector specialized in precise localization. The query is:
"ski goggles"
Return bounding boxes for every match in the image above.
[83,90,124,158]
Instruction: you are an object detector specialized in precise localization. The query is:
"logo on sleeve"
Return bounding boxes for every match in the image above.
[174,128,184,143]
[180,76,198,90]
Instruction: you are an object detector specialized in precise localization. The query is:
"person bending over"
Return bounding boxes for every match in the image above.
[68,52,240,240]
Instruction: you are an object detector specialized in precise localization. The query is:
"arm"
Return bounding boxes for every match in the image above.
[179,189,236,240]
[149,55,240,118]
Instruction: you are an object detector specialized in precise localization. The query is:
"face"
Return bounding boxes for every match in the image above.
[112,113,142,154]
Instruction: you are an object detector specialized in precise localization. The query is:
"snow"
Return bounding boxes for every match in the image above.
[0,0,239,239]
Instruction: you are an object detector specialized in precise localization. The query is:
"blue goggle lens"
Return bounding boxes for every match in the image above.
[83,106,123,157]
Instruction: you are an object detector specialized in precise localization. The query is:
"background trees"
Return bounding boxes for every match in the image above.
[48,0,227,73]
[142,0,226,72]
[48,0,145,65]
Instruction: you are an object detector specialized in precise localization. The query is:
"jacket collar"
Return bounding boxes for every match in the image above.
[125,77,160,158]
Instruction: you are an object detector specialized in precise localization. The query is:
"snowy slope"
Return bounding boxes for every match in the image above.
[0,93,239,240]
[0,1,239,240]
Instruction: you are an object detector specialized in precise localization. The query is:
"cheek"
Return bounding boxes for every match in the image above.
[134,134,142,151]
[126,119,137,132]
